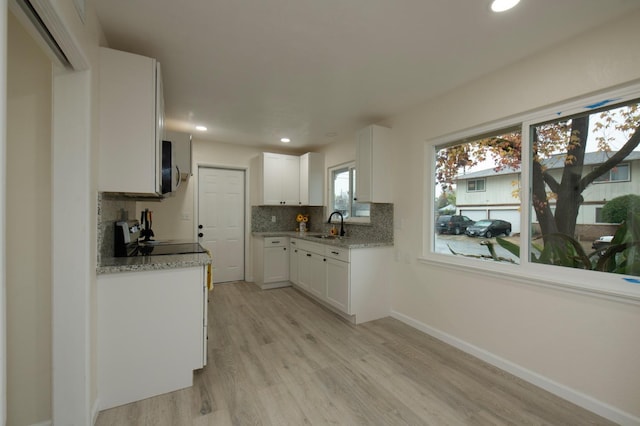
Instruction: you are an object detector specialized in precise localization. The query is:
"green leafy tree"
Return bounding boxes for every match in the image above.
[436,190,456,210]
[601,194,640,224]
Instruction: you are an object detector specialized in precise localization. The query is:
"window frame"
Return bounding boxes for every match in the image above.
[328,162,370,224]
[421,82,640,304]
[466,178,486,192]
[593,163,630,183]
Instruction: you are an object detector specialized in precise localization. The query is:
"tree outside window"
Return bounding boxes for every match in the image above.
[434,98,640,278]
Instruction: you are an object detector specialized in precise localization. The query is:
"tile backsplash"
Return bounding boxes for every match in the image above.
[97,193,137,263]
[252,203,393,243]
[99,197,394,263]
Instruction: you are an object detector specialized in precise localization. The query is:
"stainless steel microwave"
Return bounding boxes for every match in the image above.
[161,140,181,194]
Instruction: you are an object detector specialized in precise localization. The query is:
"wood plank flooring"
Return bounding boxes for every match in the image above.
[95,281,614,425]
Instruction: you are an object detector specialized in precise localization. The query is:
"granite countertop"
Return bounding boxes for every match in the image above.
[98,252,212,275]
[252,231,393,249]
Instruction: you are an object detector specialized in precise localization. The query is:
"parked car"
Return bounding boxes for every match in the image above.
[465,219,512,238]
[436,215,475,235]
[592,235,613,251]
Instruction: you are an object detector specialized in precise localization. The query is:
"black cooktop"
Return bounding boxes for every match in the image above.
[135,242,207,256]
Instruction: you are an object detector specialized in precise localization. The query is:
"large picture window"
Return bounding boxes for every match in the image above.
[428,89,640,300]
[529,101,640,276]
[434,128,521,262]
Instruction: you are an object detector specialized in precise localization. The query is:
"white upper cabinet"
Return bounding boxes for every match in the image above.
[256,153,300,205]
[165,130,192,179]
[355,125,393,203]
[299,152,324,206]
[98,47,164,195]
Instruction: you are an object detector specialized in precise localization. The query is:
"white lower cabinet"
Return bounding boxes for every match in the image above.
[297,249,312,291]
[97,266,207,410]
[290,238,391,324]
[307,250,327,299]
[326,257,350,313]
[253,236,290,289]
[289,239,299,284]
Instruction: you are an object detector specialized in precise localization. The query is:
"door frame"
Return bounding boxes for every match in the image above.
[194,163,251,282]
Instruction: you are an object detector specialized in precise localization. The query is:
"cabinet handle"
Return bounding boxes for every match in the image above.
[323,258,327,262]
[198,224,203,229]
[198,233,204,238]
[283,247,287,251]
[331,251,339,255]
[306,253,312,257]
[294,249,298,253]
[271,240,281,244]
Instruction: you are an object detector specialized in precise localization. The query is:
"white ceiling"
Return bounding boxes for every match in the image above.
[94,0,640,151]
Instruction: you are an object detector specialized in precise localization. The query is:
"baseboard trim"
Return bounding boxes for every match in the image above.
[92,398,100,425]
[29,399,100,426]
[390,310,640,426]
[260,281,292,290]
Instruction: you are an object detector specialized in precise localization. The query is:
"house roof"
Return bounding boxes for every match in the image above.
[456,151,640,181]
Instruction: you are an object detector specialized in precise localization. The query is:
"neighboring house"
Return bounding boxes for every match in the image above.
[455,151,640,236]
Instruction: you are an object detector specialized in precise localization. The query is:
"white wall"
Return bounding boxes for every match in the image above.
[389,10,640,422]
[139,138,299,241]
[6,11,52,425]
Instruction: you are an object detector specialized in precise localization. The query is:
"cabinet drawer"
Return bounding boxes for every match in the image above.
[264,236,288,247]
[297,239,325,255]
[324,246,350,262]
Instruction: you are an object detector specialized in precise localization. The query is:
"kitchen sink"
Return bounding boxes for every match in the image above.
[312,235,342,240]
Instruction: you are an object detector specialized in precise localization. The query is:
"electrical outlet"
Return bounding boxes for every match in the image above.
[271,216,276,222]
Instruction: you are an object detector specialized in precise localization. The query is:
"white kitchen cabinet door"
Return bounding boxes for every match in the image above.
[307,252,327,299]
[289,239,300,285]
[98,47,164,195]
[264,245,289,283]
[253,236,290,289]
[326,257,350,313]
[262,153,283,205]
[297,249,312,291]
[299,152,325,206]
[355,125,392,203]
[259,153,300,205]
[281,154,301,204]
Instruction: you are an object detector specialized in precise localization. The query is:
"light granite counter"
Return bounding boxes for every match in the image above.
[98,252,212,275]
[252,231,393,249]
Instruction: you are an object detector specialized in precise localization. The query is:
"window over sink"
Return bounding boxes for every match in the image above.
[329,162,370,222]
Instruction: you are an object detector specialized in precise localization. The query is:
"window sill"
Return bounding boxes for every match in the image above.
[417,253,640,306]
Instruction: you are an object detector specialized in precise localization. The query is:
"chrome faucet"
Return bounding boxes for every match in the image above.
[327,211,346,236]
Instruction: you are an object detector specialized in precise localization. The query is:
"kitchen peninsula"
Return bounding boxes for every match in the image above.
[96,196,212,410]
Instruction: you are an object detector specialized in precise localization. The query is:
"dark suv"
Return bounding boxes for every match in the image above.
[436,215,475,235]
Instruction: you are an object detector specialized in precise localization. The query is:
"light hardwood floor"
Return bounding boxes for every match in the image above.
[95,281,613,425]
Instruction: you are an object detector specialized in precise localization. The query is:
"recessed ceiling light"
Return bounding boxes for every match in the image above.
[280,137,291,143]
[491,0,520,12]
[195,125,207,131]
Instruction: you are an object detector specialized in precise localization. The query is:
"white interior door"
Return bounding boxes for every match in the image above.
[198,167,245,283]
